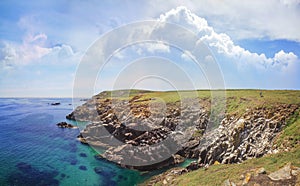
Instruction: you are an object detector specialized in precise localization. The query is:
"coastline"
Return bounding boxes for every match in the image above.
[66,89,300,185]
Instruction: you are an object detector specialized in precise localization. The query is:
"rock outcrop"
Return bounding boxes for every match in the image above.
[56,122,78,129]
[189,104,298,166]
[240,163,300,186]
[50,102,60,106]
[67,91,299,171]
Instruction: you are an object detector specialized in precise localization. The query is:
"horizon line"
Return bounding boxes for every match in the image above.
[1,88,300,98]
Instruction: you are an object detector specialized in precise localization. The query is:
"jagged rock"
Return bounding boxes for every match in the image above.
[56,122,78,129]
[170,168,187,175]
[186,161,201,171]
[268,162,297,181]
[256,167,266,175]
[162,179,168,185]
[223,179,236,186]
[67,92,299,171]
[50,102,60,106]
[242,172,251,185]
[173,154,185,164]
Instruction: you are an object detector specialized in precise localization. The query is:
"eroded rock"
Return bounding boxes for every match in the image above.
[67,91,299,172]
[56,122,78,129]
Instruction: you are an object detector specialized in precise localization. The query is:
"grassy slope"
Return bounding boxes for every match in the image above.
[100,89,300,115]
[117,89,300,186]
[102,89,300,185]
[169,114,300,186]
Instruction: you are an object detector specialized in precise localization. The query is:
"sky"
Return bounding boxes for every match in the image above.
[0,0,300,97]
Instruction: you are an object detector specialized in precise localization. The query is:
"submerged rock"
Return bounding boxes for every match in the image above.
[79,165,87,171]
[10,162,59,186]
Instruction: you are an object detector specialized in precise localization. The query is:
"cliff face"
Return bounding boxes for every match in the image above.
[67,90,299,171]
[190,104,298,165]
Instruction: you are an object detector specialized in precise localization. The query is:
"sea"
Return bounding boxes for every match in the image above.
[0,98,179,186]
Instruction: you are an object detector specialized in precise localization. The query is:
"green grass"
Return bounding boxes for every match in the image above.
[116,89,300,185]
[223,89,300,116]
[150,109,300,186]
[95,89,300,117]
[92,89,300,185]
[170,147,300,186]
[276,109,300,149]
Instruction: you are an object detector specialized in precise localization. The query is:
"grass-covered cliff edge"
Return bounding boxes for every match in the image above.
[67,89,300,185]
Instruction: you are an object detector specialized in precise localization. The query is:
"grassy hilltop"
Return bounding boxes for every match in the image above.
[115,89,298,186]
[98,89,300,115]
[77,89,300,185]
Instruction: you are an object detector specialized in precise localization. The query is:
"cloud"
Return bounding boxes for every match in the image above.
[127,42,170,57]
[109,41,170,61]
[0,33,80,70]
[144,0,300,42]
[0,34,50,68]
[159,6,299,70]
[144,41,170,53]
[0,42,18,70]
[273,50,298,67]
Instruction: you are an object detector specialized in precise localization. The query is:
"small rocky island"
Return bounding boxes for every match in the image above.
[56,122,78,129]
[67,90,300,185]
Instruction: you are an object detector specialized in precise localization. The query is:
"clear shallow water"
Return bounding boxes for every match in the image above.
[0,98,151,186]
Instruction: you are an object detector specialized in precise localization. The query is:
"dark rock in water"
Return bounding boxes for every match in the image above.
[66,113,75,120]
[10,162,59,186]
[94,155,103,161]
[51,102,60,106]
[56,122,78,129]
[79,165,87,171]
[79,153,87,157]
[102,179,117,186]
[70,159,78,165]
[94,167,117,177]
[61,173,66,178]
[94,167,103,174]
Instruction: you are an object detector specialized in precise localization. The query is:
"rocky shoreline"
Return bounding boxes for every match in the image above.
[66,91,299,173]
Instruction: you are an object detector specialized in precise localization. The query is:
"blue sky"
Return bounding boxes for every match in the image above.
[0,0,300,97]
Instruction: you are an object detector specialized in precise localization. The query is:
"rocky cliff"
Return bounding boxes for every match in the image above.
[67,90,299,172]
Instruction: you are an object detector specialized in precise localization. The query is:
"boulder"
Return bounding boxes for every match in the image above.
[268,163,292,181]
[186,161,201,171]
[56,122,78,129]
[255,167,266,175]
[51,102,60,106]
[223,179,236,186]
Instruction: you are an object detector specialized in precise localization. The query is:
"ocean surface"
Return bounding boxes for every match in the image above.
[0,98,174,186]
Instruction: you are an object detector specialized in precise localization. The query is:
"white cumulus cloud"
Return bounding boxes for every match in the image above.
[160,6,298,70]
[131,41,170,56]
[145,0,300,42]
[0,33,80,70]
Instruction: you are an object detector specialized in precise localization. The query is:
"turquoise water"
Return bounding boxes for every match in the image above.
[0,98,151,186]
